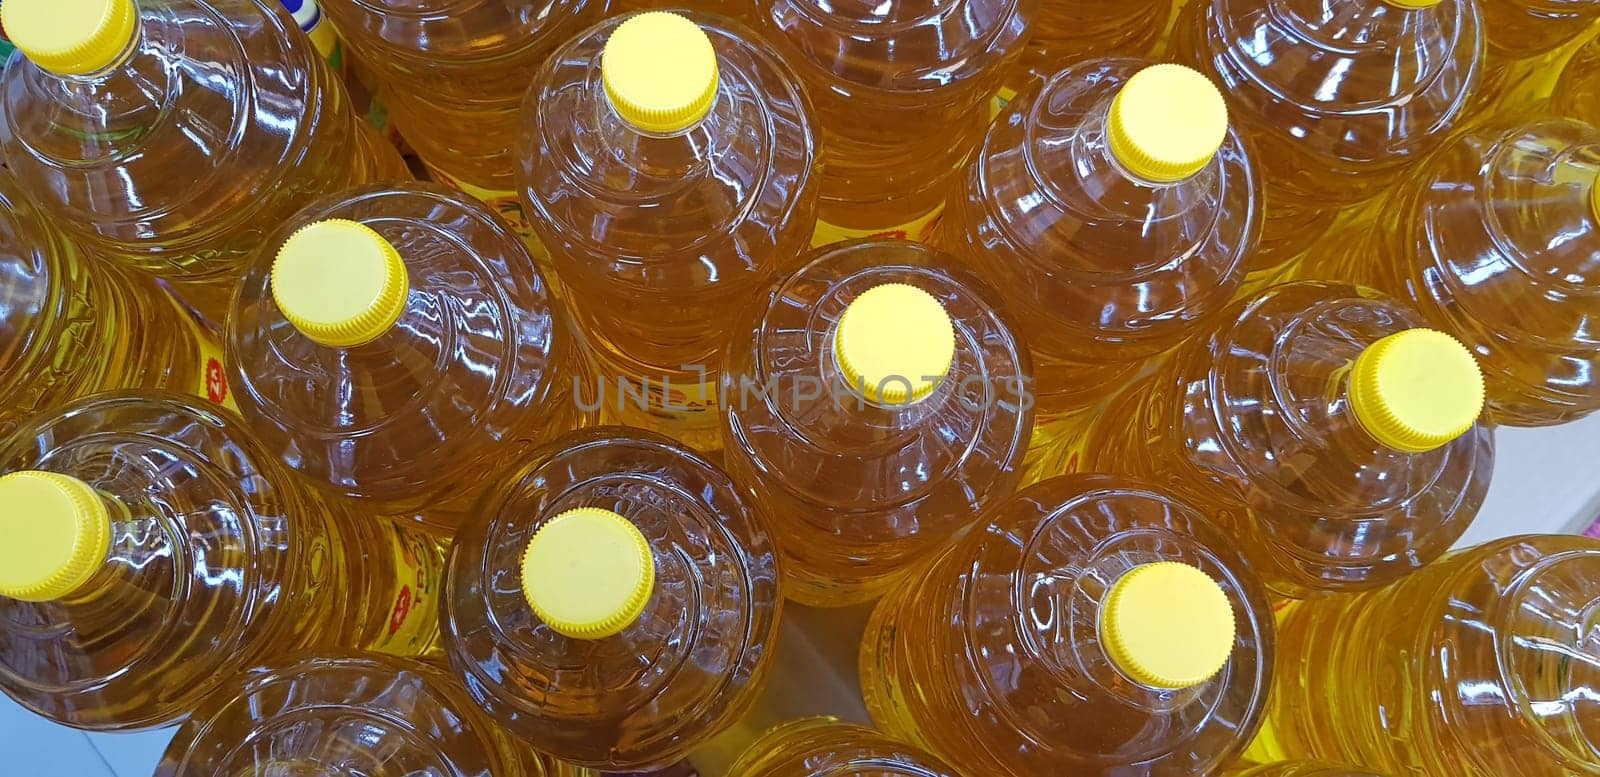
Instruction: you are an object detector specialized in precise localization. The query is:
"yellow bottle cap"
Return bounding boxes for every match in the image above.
[270,219,409,348]
[1107,64,1229,183]
[1589,173,1600,224]
[0,471,111,602]
[1,0,138,76]
[520,507,655,640]
[1381,0,1443,8]
[1349,328,1485,452]
[1101,562,1236,690]
[602,11,719,134]
[833,283,957,405]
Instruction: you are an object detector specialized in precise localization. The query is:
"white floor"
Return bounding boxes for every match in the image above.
[7,414,1600,776]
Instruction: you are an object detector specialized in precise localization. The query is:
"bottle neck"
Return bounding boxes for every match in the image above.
[53,490,136,603]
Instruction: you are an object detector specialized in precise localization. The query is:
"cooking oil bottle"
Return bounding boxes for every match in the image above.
[0,0,407,323]
[944,60,1257,424]
[1554,36,1600,125]
[519,11,818,452]
[0,169,235,438]
[0,391,447,730]
[729,717,961,776]
[1083,282,1494,599]
[1169,0,1482,277]
[226,183,594,531]
[1250,534,1600,775]
[313,0,607,248]
[1470,0,1600,117]
[157,653,593,777]
[1024,0,1171,83]
[861,473,1275,775]
[1296,119,1600,427]
[616,0,747,18]
[1226,764,1388,777]
[442,427,782,772]
[755,0,1034,244]
[720,239,1033,607]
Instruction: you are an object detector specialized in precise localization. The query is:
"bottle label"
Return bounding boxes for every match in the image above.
[989,85,1018,122]
[162,293,238,412]
[368,522,445,655]
[811,205,945,247]
[426,167,546,258]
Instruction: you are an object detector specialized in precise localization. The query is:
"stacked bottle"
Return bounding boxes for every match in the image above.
[227,183,593,529]
[1254,535,1600,775]
[1084,282,1494,598]
[1296,118,1600,427]
[721,239,1033,605]
[443,427,781,771]
[0,392,445,730]
[312,0,608,244]
[861,474,1275,774]
[730,718,960,776]
[942,59,1258,464]
[1169,0,1481,276]
[0,168,233,437]
[0,0,405,321]
[519,11,818,451]
[756,0,1033,243]
[157,653,590,776]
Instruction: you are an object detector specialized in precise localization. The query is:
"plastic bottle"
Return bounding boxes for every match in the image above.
[944,60,1257,423]
[226,183,594,530]
[755,0,1034,244]
[0,169,234,438]
[729,717,961,776]
[0,391,447,730]
[442,427,782,771]
[157,653,592,777]
[1251,535,1600,775]
[0,0,407,323]
[1024,0,1171,81]
[1083,282,1494,598]
[313,0,608,247]
[519,11,818,452]
[860,473,1275,775]
[1226,764,1388,777]
[616,0,747,18]
[1168,0,1481,277]
[1554,36,1600,125]
[1295,119,1600,428]
[720,239,1032,606]
[1470,0,1600,117]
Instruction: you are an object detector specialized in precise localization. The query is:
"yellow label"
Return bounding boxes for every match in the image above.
[368,522,445,655]
[810,205,946,248]
[426,166,546,258]
[989,85,1019,122]
[164,294,238,412]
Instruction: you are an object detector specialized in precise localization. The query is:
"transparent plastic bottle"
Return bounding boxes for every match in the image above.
[1251,535,1600,775]
[313,0,608,247]
[0,391,447,730]
[1025,0,1171,80]
[1083,282,1494,598]
[1470,0,1600,117]
[1226,764,1388,777]
[860,473,1275,775]
[227,183,594,530]
[0,169,234,438]
[720,239,1032,606]
[442,427,782,771]
[1554,36,1600,124]
[943,60,1258,422]
[616,0,747,19]
[520,11,818,452]
[157,653,593,777]
[1168,0,1481,276]
[0,0,407,323]
[755,0,1035,244]
[729,717,961,776]
[1296,119,1600,427]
